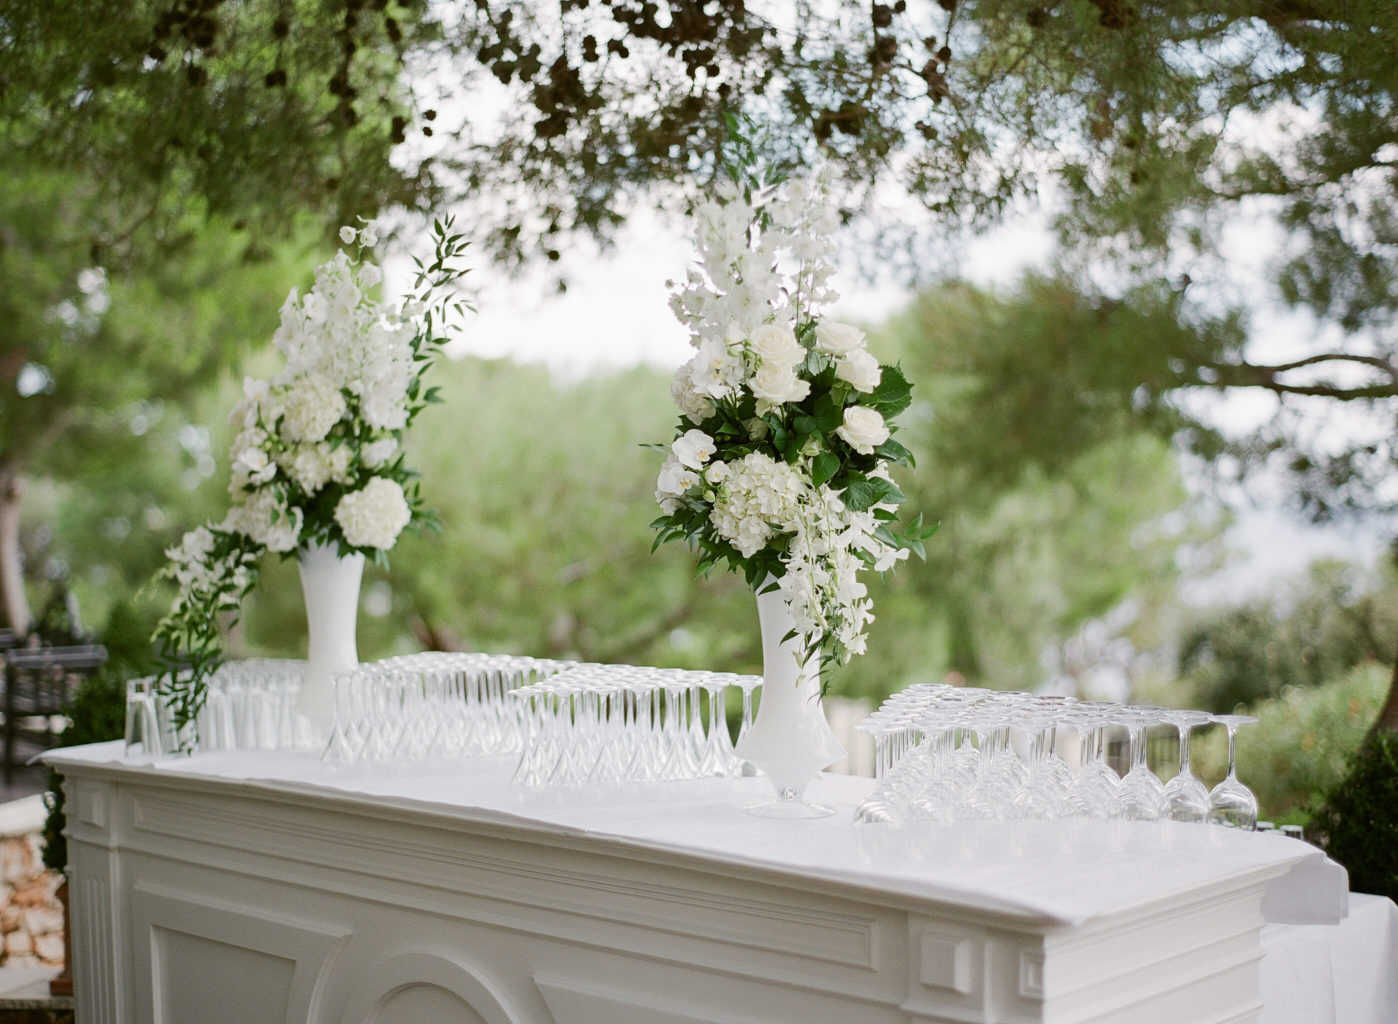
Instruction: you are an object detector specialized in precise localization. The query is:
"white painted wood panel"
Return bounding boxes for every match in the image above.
[46,745,1328,1024]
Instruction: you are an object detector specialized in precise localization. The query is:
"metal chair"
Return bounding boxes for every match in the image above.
[3,643,107,784]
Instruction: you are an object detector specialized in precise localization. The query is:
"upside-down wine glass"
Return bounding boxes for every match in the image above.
[1113,706,1166,821]
[1161,709,1212,823]
[1208,714,1259,830]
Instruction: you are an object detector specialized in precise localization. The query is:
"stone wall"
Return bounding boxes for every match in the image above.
[0,799,64,969]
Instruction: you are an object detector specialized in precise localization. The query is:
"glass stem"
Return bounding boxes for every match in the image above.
[1177,726,1193,781]
[1226,725,1239,782]
[1131,724,1147,773]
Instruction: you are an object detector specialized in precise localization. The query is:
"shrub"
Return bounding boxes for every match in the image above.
[1190,663,1387,825]
[1310,730,1398,902]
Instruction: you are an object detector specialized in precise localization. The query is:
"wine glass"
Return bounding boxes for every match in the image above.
[1061,707,1116,819]
[1208,714,1259,830]
[1161,709,1212,822]
[1113,706,1166,821]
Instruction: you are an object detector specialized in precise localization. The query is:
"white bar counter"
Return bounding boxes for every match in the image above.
[45,741,1355,1024]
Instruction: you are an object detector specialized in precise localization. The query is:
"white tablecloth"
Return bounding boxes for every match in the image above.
[1261,891,1398,1024]
[49,741,1343,929]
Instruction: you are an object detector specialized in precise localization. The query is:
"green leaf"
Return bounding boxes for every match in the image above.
[843,475,903,511]
[868,364,913,416]
[811,451,840,487]
[875,437,914,466]
[811,392,843,432]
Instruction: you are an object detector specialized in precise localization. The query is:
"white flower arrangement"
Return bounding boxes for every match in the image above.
[652,171,933,677]
[151,218,471,732]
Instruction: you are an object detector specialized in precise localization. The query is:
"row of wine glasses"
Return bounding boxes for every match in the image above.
[125,659,313,757]
[854,685,1259,829]
[321,652,575,765]
[509,665,761,788]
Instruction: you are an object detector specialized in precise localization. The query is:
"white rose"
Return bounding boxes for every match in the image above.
[835,349,882,393]
[748,324,804,369]
[672,429,715,470]
[748,362,811,406]
[334,477,411,549]
[814,321,866,356]
[836,406,890,454]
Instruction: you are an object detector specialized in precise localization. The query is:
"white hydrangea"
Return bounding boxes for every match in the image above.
[334,476,411,549]
[280,375,346,443]
[670,364,716,424]
[710,453,809,558]
[360,378,410,432]
[224,490,303,553]
[283,443,335,494]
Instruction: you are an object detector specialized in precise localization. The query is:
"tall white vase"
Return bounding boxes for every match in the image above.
[734,579,846,818]
[293,542,364,725]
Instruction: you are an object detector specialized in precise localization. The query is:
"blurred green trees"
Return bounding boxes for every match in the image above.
[1178,561,1398,714]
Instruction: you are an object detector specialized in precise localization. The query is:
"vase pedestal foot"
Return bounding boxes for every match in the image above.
[742,776,836,819]
[744,790,837,819]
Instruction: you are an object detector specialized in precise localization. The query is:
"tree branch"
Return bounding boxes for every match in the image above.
[1199,357,1398,400]
[1246,352,1398,380]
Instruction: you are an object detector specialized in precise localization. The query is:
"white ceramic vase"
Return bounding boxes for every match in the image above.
[293,541,364,725]
[733,578,846,818]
